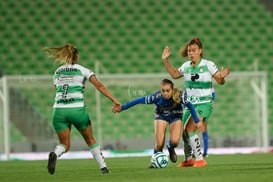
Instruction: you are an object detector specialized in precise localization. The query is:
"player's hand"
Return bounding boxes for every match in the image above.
[220,67,230,78]
[162,46,172,60]
[112,103,122,113]
[196,122,205,132]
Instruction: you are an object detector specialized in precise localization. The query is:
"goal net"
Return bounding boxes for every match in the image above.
[0,71,269,159]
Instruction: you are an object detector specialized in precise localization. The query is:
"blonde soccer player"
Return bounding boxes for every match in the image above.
[44,44,120,174]
[113,79,200,168]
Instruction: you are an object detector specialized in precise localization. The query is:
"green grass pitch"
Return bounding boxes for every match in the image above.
[0,153,273,182]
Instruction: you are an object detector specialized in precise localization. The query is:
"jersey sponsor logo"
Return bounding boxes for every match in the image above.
[56,98,75,104]
[56,68,78,74]
[57,75,74,81]
[191,73,199,82]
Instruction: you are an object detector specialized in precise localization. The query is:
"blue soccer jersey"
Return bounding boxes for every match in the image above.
[121,90,199,123]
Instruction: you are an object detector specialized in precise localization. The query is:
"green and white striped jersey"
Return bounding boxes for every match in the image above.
[178,59,218,105]
[53,64,94,108]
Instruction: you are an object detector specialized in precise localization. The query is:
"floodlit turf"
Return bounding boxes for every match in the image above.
[0,153,273,182]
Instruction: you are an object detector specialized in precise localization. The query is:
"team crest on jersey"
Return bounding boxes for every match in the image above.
[156,93,161,98]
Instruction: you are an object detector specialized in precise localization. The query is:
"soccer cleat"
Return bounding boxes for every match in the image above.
[194,159,207,167]
[148,165,155,169]
[101,167,110,174]
[177,159,195,167]
[203,153,208,158]
[47,152,57,175]
[167,145,177,163]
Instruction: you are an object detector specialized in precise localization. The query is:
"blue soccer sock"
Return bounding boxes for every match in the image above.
[202,131,208,155]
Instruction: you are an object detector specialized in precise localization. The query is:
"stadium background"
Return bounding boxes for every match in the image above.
[0,0,272,153]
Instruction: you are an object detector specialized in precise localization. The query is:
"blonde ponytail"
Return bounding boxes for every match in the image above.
[44,44,78,64]
[172,88,182,104]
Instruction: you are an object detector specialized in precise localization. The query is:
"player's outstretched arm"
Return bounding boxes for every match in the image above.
[185,101,205,132]
[214,67,230,85]
[121,96,146,111]
[162,46,181,79]
[184,102,200,124]
[89,75,121,109]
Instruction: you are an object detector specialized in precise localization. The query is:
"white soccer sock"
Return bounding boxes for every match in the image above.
[54,144,66,158]
[189,132,203,161]
[89,144,107,169]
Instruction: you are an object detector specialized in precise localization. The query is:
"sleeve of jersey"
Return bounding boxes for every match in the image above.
[210,61,219,76]
[82,66,95,80]
[121,93,156,111]
[184,102,200,123]
[121,96,146,111]
[177,65,184,76]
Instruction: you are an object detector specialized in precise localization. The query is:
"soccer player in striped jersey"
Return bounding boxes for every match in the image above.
[162,37,230,167]
[113,79,201,168]
[44,44,121,174]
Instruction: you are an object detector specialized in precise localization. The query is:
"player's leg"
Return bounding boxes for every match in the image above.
[71,107,109,174]
[56,129,71,154]
[48,108,70,175]
[154,119,168,152]
[202,122,208,157]
[178,106,207,167]
[177,109,195,167]
[185,117,207,167]
[195,103,212,158]
[179,119,206,167]
[148,119,167,168]
[48,129,70,175]
[182,131,193,160]
[167,119,182,162]
[78,125,109,173]
[186,118,202,157]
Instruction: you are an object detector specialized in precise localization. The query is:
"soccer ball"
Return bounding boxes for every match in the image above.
[150,152,169,168]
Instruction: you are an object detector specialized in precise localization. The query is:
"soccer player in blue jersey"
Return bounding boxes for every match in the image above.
[113,79,201,167]
[162,37,230,167]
